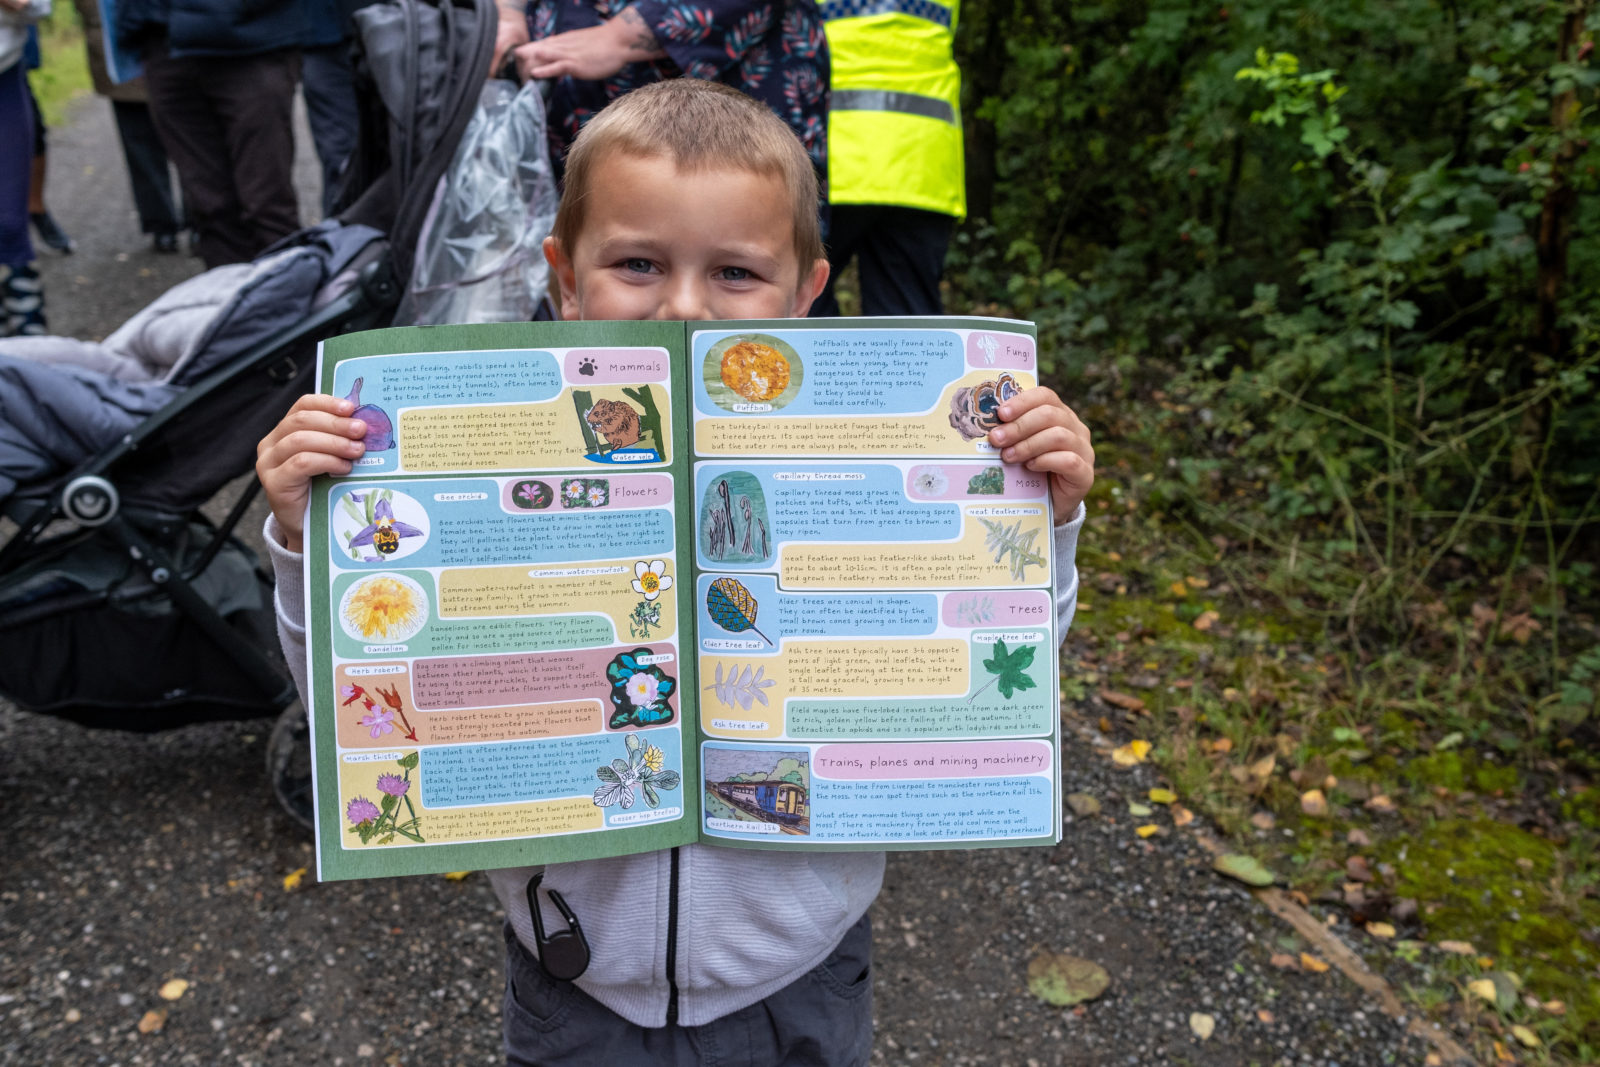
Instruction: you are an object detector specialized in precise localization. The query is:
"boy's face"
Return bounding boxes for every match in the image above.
[545,153,828,322]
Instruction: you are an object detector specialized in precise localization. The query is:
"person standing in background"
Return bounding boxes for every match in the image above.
[1,0,50,335]
[69,0,183,253]
[117,0,303,267]
[21,26,74,252]
[811,0,962,317]
[300,0,363,215]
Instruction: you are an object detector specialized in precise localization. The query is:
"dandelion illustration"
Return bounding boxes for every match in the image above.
[642,743,664,774]
[342,575,426,640]
[631,560,673,601]
[912,467,949,496]
[359,705,396,738]
[375,773,409,796]
[347,796,381,826]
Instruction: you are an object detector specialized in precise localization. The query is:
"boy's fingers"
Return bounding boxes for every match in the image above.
[996,386,1064,423]
[259,409,366,457]
[998,423,1082,466]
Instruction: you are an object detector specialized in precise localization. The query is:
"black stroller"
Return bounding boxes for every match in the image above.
[0,0,500,828]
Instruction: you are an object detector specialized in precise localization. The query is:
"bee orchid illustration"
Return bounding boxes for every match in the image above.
[349,499,424,556]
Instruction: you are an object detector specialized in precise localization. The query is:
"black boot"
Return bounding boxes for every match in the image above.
[30,211,75,254]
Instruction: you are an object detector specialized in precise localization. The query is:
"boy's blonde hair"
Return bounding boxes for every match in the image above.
[552,80,824,272]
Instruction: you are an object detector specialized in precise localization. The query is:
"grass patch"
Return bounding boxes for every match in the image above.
[30,7,92,128]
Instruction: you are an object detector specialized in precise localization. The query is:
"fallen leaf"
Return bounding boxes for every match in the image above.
[1299,953,1330,973]
[1111,740,1152,766]
[1185,575,1207,588]
[1346,828,1371,846]
[1222,687,1241,701]
[1128,802,1153,817]
[1345,856,1372,882]
[1189,1012,1215,1040]
[158,980,188,1001]
[1493,1042,1514,1064]
[442,871,471,881]
[1100,690,1147,713]
[1171,806,1195,827]
[1135,824,1160,838]
[1269,953,1299,970]
[1026,952,1110,1007]
[1510,1024,1540,1049]
[1425,1055,1442,1067]
[1148,788,1177,805]
[1503,613,1542,645]
[1366,922,1395,940]
[1542,999,1566,1016]
[1365,794,1396,814]
[1169,581,1189,598]
[282,867,307,892]
[1066,792,1101,817]
[1249,754,1277,782]
[1437,940,1477,956]
[138,1010,166,1034]
[1468,978,1499,1005]
[1483,971,1521,1011]
[1193,610,1220,631]
[1097,716,1113,734]
[1256,1009,1274,1023]
[1213,853,1275,887]
[1211,737,1234,754]
[1249,811,1276,830]
[1300,789,1329,816]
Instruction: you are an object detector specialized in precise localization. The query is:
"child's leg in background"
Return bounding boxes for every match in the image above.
[502,913,874,1067]
[1,61,46,336]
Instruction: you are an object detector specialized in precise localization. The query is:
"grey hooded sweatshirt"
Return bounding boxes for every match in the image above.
[266,506,1082,1028]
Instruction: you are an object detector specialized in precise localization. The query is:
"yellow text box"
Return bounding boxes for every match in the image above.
[779,509,1050,589]
[437,561,678,638]
[700,638,968,738]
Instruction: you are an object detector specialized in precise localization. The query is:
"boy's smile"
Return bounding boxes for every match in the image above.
[546,153,828,322]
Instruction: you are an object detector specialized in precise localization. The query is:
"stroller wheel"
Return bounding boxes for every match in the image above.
[267,701,315,834]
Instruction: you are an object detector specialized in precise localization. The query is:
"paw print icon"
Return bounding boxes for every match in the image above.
[578,357,597,377]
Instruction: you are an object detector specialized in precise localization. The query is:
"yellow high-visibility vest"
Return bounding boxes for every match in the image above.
[822,0,964,218]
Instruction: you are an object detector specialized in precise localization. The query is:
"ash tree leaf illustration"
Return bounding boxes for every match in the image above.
[969,640,1037,704]
[703,662,776,710]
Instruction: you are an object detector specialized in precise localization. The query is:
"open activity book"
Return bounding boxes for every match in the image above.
[306,316,1063,880]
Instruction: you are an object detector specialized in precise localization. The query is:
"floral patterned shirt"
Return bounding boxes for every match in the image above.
[525,0,829,187]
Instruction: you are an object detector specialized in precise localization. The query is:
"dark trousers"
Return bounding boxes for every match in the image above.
[144,48,301,267]
[811,204,955,318]
[0,62,34,266]
[503,912,874,1067]
[111,100,182,235]
[300,41,360,216]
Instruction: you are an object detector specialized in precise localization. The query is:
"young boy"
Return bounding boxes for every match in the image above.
[256,79,1093,1066]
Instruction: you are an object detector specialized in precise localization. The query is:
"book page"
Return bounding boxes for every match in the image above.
[688,318,1061,851]
[306,323,698,881]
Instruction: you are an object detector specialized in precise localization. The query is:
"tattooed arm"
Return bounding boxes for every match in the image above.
[512,5,666,83]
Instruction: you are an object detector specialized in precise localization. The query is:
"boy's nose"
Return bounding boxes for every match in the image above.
[655,276,710,321]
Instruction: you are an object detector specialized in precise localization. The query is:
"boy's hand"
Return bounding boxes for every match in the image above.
[987,386,1094,523]
[256,394,368,553]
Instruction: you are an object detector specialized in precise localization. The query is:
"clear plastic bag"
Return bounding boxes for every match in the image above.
[400,80,559,325]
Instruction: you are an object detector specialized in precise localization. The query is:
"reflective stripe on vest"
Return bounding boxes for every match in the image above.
[831,88,956,126]
[819,0,952,29]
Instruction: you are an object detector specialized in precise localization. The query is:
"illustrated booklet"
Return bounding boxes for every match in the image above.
[305,316,1063,880]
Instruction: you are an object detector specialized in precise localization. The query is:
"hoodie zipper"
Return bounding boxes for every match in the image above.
[666,846,681,1026]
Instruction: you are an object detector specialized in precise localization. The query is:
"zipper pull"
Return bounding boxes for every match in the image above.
[526,872,590,981]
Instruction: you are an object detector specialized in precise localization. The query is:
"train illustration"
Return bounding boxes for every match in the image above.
[714,779,808,826]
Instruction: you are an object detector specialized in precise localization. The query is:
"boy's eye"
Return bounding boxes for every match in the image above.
[719,266,753,282]
[623,258,655,274]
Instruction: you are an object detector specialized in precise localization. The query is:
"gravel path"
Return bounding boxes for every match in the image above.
[2,93,1444,1067]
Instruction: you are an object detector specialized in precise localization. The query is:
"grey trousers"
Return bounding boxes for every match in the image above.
[503,912,874,1067]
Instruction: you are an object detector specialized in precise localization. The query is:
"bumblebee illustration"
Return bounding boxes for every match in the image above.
[350,498,424,556]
